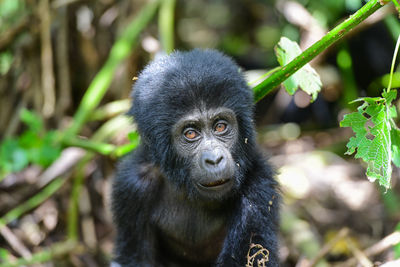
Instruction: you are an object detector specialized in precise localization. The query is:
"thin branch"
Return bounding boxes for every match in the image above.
[0,225,32,259]
[253,0,387,102]
[0,177,67,228]
[55,6,72,119]
[307,228,349,267]
[159,0,176,53]
[337,231,400,267]
[387,33,400,92]
[39,0,56,117]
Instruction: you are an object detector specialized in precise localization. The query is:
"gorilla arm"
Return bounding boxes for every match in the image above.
[111,150,163,267]
[216,158,280,267]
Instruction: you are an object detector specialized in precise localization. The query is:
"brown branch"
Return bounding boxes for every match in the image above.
[39,0,56,118]
[336,231,400,267]
[307,228,350,267]
[0,225,31,259]
[55,6,72,119]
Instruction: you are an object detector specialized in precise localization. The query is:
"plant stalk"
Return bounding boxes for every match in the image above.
[253,0,386,102]
[64,1,159,137]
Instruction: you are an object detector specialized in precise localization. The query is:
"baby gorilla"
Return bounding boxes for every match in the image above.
[112,49,279,266]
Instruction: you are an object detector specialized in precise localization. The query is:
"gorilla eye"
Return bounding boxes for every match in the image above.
[215,122,227,133]
[184,129,199,140]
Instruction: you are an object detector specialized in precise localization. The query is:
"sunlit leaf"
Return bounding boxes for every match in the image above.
[275,37,322,101]
[340,91,398,188]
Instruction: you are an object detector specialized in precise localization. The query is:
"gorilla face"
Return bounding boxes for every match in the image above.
[172,107,239,200]
[130,49,256,201]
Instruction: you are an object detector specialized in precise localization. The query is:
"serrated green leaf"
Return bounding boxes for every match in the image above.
[340,98,393,188]
[383,89,397,104]
[275,37,322,101]
[340,111,369,155]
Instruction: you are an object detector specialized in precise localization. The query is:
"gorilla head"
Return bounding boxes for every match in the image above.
[113,49,279,267]
[130,49,256,201]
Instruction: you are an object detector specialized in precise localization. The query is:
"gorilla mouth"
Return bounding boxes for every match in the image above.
[200,179,230,188]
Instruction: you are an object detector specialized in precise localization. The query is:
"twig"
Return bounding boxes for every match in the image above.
[276,0,326,51]
[0,225,31,259]
[80,187,97,249]
[363,231,400,257]
[337,231,400,267]
[346,237,373,267]
[0,177,67,229]
[39,0,56,118]
[55,6,72,119]
[88,99,131,121]
[307,228,350,267]
[37,147,86,187]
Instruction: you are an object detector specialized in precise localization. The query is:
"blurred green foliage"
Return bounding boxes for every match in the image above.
[0,0,26,32]
[395,223,400,258]
[0,51,13,75]
[0,109,61,178]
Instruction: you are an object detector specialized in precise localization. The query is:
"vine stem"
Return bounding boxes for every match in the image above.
[388,33,400,92]
[253,0,387,102]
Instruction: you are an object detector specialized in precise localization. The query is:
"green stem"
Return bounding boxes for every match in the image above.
[392,0,400,10]
[159,0,176,54]
[62,136,115,155]
[253,0,386,102]
[64,1,159,137]
[248,67,280,86]
[67,158,90,241]
[388,33,400,92]
[89,99,130,121]
[0,240,81,267]
[0,177,66,228]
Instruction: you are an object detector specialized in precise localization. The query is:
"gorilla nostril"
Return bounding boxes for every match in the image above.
[205,156,223,166]
[215,155,223,165]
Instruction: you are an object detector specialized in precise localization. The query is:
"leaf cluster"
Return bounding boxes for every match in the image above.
[0,109,61,177]
[340,90,400,188]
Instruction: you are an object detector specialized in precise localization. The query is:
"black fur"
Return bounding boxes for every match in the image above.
[111,49,279,266]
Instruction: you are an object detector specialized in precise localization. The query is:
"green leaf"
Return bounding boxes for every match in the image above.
[20,109,43,133]
[29,131,61,167]
[340,96,394,188]
[383,89,397,104]
[274,37,322,101]
[0,138,29,173]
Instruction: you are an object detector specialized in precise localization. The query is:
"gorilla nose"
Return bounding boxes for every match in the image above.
[201,150,225,171]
